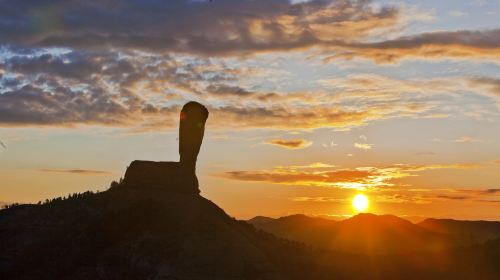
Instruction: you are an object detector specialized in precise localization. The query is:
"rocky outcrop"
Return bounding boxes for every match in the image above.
[122,101,209,194]
[123,161,198,194]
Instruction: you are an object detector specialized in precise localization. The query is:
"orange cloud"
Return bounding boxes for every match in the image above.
[324,29,500,63]
[37,169,111,175]
[467,77,500,97]
[266,139,312,150]
[208,102,433,131]
[291,197,345,203]
[291,187,500,206]
[218,163,478,190]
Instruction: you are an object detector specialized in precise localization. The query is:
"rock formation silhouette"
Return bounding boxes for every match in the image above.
[122,101,209,194]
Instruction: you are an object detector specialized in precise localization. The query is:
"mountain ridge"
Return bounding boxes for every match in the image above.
[248,213,500,255]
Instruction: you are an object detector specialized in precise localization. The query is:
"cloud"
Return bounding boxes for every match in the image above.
[0,50,493,131]
[291,187,500,206]
[0,0,399,56]
[285,162,337,169]
[37,169,111,175]
[318,74,458,97]
[423,188,500,203]
[205,84,281,101]
[0,85,131,126]
[0,50,208,128]
[221,169,374,188]
[354,143,373,150]
[209,102,433,130]
[266,138,312,149]
[291,196,345,203]
[467,77,500,97]
[485,189,500,194]
[0,66,437,130]
[0,0,497,63]
[218,162,478,189]
[433,194,469,200]
[326,29,500,63]
[206,84,255,97]
[454,136,481,143]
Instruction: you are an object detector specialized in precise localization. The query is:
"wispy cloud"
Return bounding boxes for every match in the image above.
[454,136,482,143]
[37,169,111,175]
[291,187,500,206]
[354,143,373,150]
[425,188,500,203]
[266,139,312,150]
[325,29,500,63]
[292,197,345,203]
[467,77,500,99]
[218,162,478,189]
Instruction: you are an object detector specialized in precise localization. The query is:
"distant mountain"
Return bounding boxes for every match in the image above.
[249,213,500,255]
[400,215,428,224]
[418,218,500,244]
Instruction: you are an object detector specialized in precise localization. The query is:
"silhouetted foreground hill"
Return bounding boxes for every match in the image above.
[249,213,500,255]
[1,186,500,280]
[0,185,314,280]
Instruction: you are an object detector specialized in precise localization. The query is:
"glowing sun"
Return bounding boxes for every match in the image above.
[352,194,369,212]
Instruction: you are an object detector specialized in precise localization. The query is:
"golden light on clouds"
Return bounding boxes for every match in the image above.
[266,139,313,150]
[218,162,480,190]
[354,143,373,150]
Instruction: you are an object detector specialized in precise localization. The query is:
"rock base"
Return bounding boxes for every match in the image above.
[122,160,199,194]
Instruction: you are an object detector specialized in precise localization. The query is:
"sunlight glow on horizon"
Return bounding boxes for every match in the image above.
[352,194,369,213]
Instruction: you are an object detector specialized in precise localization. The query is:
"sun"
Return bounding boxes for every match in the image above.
[352,194,369,212]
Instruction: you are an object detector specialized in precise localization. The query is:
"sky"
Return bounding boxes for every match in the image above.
[0,0,499,220]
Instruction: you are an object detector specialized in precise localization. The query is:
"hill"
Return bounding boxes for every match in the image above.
[418,218,500,244]
[248,213,500,255]
[0,184,316,280]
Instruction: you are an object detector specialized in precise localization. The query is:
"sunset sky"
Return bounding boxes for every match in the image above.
[1,0,499,220]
